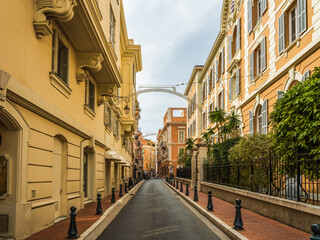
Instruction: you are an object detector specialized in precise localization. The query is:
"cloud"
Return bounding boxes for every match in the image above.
[123,0,223,138]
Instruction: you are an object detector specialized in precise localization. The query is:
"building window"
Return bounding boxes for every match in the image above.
[256,105,262,133]
[110,8,116,46]
[229,69,240,101]
[250,37,266,82]
[104,102,111,127]
[178,130,185,143]
[86,79,95,111]
[202,112,207,130]
[52,31,69,85]
[290,7,297,43]
[278,0,306,54]
[248,0,267,33]
[218,91,224,109]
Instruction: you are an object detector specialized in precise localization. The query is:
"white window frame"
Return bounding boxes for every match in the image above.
[178,130,185,143]
[289,7,297,44]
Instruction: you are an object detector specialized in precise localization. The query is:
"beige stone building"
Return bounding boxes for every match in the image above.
[0,0,142,239]
[185,0,320,141]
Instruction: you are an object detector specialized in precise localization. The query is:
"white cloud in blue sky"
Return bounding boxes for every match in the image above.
[123,0,223,141]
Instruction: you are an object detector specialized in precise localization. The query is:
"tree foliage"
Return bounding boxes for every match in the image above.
[270,67,320,158]
[178,148,191,167]
[211,137,242,163]
[228,134,273,161]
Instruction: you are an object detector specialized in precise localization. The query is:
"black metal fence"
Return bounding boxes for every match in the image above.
[203,153,320,205]
[177,167,191,179]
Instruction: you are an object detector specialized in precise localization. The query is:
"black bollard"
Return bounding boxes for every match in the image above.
[119,184,123,197]
[96,193,103,215]
[193,186,198,201]
[67,206,79,239]
[125,182,128,193]
[180,181,183,192]
[176,180,179,190]
[111,187,116,203]
[173,179,175,187]
[311,224,320,240]
[207,191,214,211]
[186,184,189,196]
[233,199,244,230]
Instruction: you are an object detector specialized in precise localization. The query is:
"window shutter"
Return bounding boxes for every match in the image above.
[250,51,254,82]
[207,77,210,96]
[59,47,69,83]
[202,83,204,103]
[236,19,241,51]
[278,14,285,54]
[261,36,266,71]
[229,77,233,101]
[228,36,232,62]
[212,67,215,85]
[236,68,240,95]
[221,49,225,74]
[247,0,253,33]
[302,70,310,81]
[215,60,219,82]
[298,0,307,35]
[249,110,253,135]
[221,90,224,109]
[104,102,108,125]
[277,90,284,100]
[261,0,267,14]
[262,99,268,134]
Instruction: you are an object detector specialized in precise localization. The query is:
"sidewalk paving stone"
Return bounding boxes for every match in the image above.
[169,183,310,240]
[26,191,123,240]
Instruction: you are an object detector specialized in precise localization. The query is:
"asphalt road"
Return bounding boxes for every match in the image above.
[97,179,228,240]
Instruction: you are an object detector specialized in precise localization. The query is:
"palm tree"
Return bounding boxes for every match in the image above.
[226,111,241,137]
[201,127,215,161]
[208,108,227,143]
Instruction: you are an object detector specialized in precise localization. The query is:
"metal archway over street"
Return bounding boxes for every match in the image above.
[128,87,202,111]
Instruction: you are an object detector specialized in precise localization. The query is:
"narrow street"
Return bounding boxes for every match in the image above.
[97,179,229,240]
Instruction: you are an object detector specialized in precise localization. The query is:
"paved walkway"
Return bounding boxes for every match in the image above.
[26,190,124,240]
[97,179,229,240]
[167,181,310,240]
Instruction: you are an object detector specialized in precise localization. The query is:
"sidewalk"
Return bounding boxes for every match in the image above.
[166,182,310,240]
[26,184,141,240]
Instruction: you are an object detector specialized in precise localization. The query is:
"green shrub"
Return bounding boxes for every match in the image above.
[228,134,273,161]
[211,137,242,163]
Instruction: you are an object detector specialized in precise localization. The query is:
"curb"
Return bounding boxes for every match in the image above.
[80,180,145,240]
[164,182,248,240]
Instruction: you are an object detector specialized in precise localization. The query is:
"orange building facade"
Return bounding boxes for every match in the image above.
[142,139,156,174]
[157,108,187,177]
[185,0,320,141]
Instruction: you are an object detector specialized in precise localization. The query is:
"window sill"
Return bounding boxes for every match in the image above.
[49,72,72,98]
[283,37,301,58]
[84,104,96,119]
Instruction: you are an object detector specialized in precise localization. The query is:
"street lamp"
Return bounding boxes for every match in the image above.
[115,96,130,114]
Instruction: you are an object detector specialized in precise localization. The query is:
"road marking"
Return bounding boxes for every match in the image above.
[142,225,179,238]
[145,207,167,213]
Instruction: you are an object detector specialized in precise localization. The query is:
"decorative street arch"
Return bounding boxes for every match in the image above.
[124,86,202,111]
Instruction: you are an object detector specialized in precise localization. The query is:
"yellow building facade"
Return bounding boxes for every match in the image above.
[0,0,142,239]
[185,0,320,141]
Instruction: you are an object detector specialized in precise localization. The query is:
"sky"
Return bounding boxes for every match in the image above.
[123,0,224,141]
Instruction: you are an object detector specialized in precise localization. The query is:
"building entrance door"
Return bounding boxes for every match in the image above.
[83,151,88,198]
[53,137,63,219]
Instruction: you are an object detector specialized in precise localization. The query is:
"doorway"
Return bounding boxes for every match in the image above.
[53,136,67,219]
